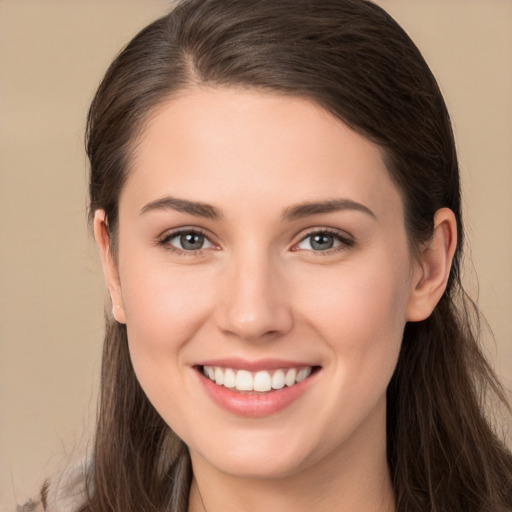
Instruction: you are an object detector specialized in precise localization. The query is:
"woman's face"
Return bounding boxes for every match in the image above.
[104,88,422,480]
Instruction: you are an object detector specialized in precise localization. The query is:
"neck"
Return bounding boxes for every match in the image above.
[189,466,394,512]
[187,398,395,512]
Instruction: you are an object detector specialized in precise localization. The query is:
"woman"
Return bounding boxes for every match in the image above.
[23,0,512,511]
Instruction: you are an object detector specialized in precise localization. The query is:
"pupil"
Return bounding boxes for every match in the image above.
[181,233,204,250]
[311,234,333,250]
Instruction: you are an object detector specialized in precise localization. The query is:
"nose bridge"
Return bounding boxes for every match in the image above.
[217,244,293,341]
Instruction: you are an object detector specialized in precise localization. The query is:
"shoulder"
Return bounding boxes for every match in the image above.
[16,459,90,512]
[16,499,45,512]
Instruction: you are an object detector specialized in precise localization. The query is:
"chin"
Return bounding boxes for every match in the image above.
[188,426,325,481]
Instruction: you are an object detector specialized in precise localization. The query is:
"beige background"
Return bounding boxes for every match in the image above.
[0,1,511,510]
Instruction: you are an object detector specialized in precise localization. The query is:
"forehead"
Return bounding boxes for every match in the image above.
[122,87,403,222]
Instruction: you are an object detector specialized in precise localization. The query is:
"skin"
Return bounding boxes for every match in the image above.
[95,88,456,512]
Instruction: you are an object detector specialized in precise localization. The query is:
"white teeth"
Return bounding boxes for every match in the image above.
[202,365,313,393]
[235,370,253,391]
[271,369,285,390]
[285,368,297,387]
[223,368,236,388]
[296,367,312,382]
[254,371,272,392]
[214,367,224,385]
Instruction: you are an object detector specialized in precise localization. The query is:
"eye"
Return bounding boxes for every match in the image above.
[160,230,215,252]
[295,230,353,252]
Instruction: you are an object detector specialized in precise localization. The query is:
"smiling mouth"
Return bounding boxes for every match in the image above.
[199,365,319,393]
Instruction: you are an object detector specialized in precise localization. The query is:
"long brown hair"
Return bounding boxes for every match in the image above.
[81,1,512,510]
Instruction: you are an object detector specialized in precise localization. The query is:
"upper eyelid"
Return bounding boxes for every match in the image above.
[291,227,355,252]
[159,226,215,242]
[157,226,354,250]
[295,226,353,242]
[157,228,218,257]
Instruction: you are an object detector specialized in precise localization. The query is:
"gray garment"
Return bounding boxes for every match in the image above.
[16,460,88,512]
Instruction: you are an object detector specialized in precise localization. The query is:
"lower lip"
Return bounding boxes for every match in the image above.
[196,368,318,417]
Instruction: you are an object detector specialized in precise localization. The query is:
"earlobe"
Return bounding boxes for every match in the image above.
[406,208,457,322]
[93,210,126,324]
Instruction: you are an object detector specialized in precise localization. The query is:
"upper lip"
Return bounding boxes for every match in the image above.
[195,358,318,372]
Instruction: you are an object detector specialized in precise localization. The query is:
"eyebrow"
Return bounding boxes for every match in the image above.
[140,196,223,220]
[282,198,376,221]
[139,196,375,222]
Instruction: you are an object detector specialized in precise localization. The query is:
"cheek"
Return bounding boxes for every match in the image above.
[295,251,411,375]
[121,259,213,342]
[287,252,411,446]
[118,258,219,434]
[117,253,218,402]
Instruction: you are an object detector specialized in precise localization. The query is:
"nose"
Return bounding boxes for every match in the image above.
[215,252,294,342]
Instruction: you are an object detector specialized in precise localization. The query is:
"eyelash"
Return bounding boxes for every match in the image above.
[158,228,216,256]
[157,227,354,256]
[292,228,355,255]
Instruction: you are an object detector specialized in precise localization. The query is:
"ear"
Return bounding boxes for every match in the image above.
[406,208,457,322]
[93,210,126,324]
